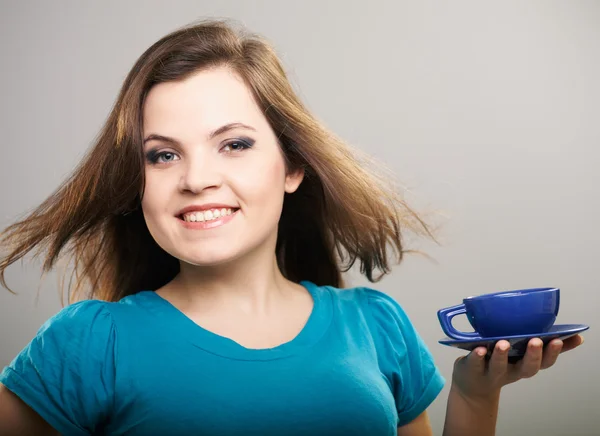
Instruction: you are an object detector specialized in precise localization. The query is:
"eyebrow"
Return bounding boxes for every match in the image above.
[143,122,257,146]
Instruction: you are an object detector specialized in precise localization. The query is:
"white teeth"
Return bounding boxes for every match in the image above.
[183,208,235,223]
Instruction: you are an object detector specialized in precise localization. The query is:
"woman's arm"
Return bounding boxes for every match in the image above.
[397,410,434,436]
[442,383,500,436]
[0,383,59,436]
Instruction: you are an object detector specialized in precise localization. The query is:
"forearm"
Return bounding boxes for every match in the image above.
[442,383,500,436]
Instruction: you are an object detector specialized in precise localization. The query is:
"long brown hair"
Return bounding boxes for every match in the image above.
[0,19,440,304]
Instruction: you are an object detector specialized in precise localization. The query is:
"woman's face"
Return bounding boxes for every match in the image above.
[140,67,303,267]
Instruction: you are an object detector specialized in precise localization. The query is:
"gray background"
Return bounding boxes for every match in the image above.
[1,1,598,435]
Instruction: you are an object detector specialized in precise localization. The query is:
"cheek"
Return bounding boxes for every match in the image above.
[234,156,287,205]
[140,176,175,251]
[141,173,171,217]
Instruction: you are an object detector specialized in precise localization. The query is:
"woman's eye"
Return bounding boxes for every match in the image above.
[146,150,179,164]
[221,139,254,153]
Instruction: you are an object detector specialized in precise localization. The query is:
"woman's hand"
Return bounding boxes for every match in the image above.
[451,334,585,401]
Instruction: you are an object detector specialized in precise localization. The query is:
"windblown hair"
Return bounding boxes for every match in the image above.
[0,19,439,303]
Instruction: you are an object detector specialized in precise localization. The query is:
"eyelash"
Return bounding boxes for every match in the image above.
[145,139,254,165]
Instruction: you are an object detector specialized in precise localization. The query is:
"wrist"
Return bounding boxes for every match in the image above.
[444,385,501,436]
[450,381,501,409]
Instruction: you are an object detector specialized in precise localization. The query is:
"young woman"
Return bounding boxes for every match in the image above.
[0,20,583,436]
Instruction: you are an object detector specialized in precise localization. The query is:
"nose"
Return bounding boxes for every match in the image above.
[178,152,223,194]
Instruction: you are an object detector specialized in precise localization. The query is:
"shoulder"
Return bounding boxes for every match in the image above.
[28,299,120,364]
[40,291,153,336]
[357,286,406,313]
[39,299,116,336]
[308,281,418,345]
[314,282,412,328]
[359,287,415,332]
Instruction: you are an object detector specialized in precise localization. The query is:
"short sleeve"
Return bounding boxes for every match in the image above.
[0,300,117,435]
[363,288,445,427]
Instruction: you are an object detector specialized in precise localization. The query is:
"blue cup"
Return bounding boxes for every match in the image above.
[437,287,560,340]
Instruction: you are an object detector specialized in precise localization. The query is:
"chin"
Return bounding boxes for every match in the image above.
[176,247,244,267]
[180,256,237,267]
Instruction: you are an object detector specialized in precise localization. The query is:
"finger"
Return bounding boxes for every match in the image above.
[464,346,488,375]
[560,334,584,353]
[540,339,563,370]
[515,338,544,378]
[488,340,510,378]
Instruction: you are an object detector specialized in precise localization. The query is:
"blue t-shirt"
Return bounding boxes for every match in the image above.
[0,281,445,435]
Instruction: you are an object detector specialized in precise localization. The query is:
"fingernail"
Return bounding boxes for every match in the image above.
[581,336,585,345]
[477,349,486,357]
[530,339,542,348]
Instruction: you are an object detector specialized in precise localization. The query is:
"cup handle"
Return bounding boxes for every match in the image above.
[437,304,482,340]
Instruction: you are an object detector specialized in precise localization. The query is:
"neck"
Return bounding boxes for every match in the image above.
[167,238,298,316]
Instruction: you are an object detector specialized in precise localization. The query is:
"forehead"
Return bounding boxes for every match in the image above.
[142,67,265,135]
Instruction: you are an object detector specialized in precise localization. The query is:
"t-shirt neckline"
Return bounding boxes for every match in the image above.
[139,280,332,361]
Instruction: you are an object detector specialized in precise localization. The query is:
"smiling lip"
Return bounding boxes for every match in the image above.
[176,203,238,217]
[177,206,239,231]
[178,210,238,230]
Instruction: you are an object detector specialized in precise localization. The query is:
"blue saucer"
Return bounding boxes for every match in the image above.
[439,324,589,362]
